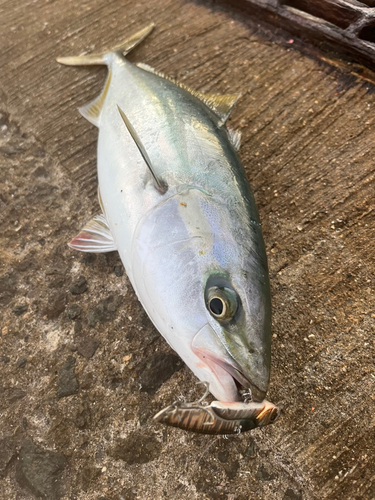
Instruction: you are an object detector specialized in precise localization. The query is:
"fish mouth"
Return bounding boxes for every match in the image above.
[203,353,267,403]
[192,324,268,403]
[214,358,267,402]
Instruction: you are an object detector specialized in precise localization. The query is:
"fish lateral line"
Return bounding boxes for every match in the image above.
[117,105,168,194]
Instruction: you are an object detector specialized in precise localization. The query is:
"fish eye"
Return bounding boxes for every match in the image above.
[209,297,226,317]
[206,286,238,321]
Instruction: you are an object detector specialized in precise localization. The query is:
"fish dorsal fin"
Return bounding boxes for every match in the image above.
[136,62,240,125]
[117,105,168,194]
[79,70,112,127]
[68,214,117,253]
[227,128,242,151]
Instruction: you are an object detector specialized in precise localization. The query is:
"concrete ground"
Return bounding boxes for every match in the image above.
[0,0,374,499]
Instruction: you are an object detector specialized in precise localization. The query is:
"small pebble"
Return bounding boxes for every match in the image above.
[77,337,99,359]
[70,276,88,295]
[17,357,27,368]
[13,304,28,316]
[66,304,81,320]
[114,265,124,277]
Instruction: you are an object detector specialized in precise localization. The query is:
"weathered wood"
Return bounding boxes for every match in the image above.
[221,0,375,71]
[0,0,374,499]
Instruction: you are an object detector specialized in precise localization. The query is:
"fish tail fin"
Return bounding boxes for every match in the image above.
[114,23,155,56]
[56,24,154,66]
[57,25,154,127]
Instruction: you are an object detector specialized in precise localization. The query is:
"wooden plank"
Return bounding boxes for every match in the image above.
[0,0,374,499]
[222,0,375,71]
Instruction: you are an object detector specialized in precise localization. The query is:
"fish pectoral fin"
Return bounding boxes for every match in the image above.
[57,24,154,66]
[68,214,117,253]
[227,128,241,151]
[78,70,112,127]
[136,62,240,124]
[117,105,168,194]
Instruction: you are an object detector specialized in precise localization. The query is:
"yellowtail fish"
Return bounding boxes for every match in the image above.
[58,25,279,434]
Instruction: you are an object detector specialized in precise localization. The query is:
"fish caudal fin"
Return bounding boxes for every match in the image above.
[115,23,155,56]
[56,24,154,66]
[57,25,154,127]
[56,53,106,66]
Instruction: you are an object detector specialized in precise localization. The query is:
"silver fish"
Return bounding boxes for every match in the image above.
[58,25,276,433]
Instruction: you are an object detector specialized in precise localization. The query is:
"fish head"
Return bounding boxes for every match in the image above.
[131,186,271,403]
[193,265,271,402]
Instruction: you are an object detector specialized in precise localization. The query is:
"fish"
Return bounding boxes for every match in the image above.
[57,24,278,433]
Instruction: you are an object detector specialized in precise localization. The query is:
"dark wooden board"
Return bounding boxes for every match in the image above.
[0,0,374,499]
[221,0,375,72]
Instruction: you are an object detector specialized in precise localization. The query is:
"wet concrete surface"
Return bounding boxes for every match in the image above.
[0,0,374,498]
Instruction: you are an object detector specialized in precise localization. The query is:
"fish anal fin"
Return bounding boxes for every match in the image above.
[68,214,117,253]
[79,71,112,127]
[136,62,240,124]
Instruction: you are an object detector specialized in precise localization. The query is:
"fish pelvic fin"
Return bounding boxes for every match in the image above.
[117,105,168,194]
[57,24,154,66]
[136,62,241,125]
